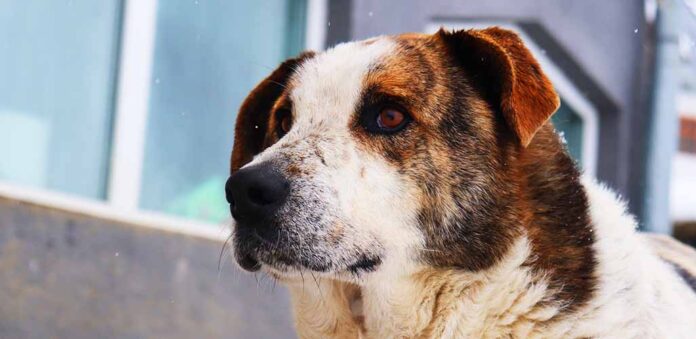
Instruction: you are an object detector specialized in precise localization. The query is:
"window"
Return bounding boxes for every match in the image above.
[0,0,312,225]
[0,1,123,199]
[552,101,585,167]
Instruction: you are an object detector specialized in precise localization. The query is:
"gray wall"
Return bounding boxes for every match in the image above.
[0,197,295,339]
[328,0,654,224]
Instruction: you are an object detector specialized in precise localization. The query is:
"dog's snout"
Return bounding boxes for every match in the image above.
[226,164,290,223]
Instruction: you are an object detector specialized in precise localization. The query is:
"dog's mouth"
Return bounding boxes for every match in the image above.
[346,255,382,274]
[235,247,382,276]
[233,220,383,276]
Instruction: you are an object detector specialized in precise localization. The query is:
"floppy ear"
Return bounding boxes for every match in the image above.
[437,27,560,147]
[230,51,315,173]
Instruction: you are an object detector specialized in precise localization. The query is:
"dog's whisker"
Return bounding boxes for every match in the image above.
[271,275,278,293]
[266,79,288,89]
[218,234,234,272]
[416,247,446,254]
[310,272,324,302]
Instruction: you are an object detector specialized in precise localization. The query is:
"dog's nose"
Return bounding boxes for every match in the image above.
[225,163,290,224]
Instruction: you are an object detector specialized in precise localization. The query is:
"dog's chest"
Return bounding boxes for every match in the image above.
[357,240,565,338]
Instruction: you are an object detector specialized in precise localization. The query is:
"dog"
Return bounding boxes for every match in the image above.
[225,27,696,338]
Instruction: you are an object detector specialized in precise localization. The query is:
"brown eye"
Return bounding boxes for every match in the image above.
[281,115,292,133]
[276,109,292,137]
[377,108,405,130]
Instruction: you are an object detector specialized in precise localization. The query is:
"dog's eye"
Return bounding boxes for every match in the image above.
[359,102,412,135]
[281,115,292,133]
[276,109,292,137]
[376,108,408,132]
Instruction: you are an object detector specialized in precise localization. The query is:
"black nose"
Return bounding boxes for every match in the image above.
[225,163,290,224]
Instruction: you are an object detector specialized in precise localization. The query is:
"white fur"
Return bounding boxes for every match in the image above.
[359,238,560,338]
[551,178,696,338]
[290,38,393,130]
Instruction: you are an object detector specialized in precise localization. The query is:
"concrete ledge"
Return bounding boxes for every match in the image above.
[0,197,295,339]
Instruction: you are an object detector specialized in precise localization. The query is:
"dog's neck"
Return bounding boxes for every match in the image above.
[288,237,568,338]
[351,127,627,337]
[362,125,596,337]
[506,125,596,312]
[414,123,597,314]
[358,238,562,338]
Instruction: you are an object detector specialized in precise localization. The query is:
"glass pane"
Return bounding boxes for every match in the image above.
[140,0,307,223]
[0,1,122,199]
[552,99,584,167]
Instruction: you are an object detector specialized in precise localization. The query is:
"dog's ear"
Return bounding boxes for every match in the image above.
[437,27,560,147]
[230,51,315,173]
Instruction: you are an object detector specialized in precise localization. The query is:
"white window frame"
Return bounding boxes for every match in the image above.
[0,0,327,240]
[426,22,600,177]
[108,0,157,211]
[306,0,328,52]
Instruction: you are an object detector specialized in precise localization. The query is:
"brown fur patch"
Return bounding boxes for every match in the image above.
[285,163,303,177]
[327,223,346,246]
[516,125,596,313]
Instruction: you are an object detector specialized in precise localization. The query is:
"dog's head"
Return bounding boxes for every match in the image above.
[226,28,560,281]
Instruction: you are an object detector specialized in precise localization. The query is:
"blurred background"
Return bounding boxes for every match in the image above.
[0,0,694,338]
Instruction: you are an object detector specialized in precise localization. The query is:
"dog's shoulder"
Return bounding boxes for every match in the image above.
[642,233,696,292]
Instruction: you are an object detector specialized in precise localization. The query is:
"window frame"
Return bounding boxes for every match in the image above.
[0,0,327,239]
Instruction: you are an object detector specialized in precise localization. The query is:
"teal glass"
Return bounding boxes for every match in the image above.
[140,0,307,223]
[0,0,122,199]
[552,99,585,167]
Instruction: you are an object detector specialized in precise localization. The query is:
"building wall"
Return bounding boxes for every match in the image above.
[327,0,654,225]
[0,197,295,339]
